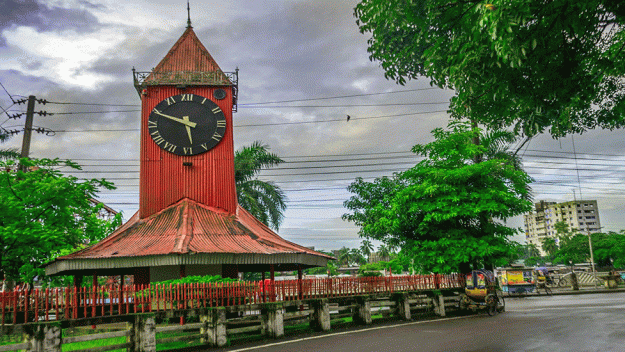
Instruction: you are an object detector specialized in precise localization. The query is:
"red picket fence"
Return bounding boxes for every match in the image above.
[0,274,462,325]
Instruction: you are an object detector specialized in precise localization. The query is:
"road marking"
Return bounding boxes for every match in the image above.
[227,316,474,351]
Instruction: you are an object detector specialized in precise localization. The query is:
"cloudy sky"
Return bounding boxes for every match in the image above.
[2,0,625,251]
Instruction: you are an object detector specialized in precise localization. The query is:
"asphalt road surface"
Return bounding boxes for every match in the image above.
[215,292,625,352]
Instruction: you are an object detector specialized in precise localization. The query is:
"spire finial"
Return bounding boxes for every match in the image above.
[187,1,192,28]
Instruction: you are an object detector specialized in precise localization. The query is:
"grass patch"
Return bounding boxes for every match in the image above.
[62,336,126,352]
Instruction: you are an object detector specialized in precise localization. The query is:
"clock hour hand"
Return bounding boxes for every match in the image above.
[182,116,193,144]
[154,109,197,128]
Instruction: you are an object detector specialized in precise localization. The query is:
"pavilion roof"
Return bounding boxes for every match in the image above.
[45,198,333,276]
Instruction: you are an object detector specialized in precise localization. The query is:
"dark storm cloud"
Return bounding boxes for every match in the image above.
[0,0,102,46]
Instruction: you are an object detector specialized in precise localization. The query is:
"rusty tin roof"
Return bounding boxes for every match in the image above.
[46,198,334,275]
[143,26,232,86]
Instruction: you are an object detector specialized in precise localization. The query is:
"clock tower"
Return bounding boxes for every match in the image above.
[45,19,332,283]
[133,24,238,218]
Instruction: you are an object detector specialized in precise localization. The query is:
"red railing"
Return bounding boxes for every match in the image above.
[0,274,462,325]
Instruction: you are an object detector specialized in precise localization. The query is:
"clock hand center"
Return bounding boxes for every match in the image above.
[154,110,197,128]
[182,116,193,144]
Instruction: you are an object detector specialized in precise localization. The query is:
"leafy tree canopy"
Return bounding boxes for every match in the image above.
[355,0,625,137]
[0,158,121,283]
[343,123,533,273]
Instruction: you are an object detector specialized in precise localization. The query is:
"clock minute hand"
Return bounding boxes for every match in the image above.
[154,110,197,128]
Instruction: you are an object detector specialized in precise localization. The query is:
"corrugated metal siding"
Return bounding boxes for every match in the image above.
[139,84,236,218]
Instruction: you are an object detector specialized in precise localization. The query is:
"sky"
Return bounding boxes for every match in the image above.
[1,0,625,252]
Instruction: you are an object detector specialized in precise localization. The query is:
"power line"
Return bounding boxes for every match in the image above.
[240,87,443,105]
[239,102,449,108]
[40,87,445,108]
[51,109,448,133]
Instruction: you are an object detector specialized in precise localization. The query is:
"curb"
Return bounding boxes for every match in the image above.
[506,288,625,297]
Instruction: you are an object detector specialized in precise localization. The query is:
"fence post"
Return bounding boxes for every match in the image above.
[129,313,156,352]
[394,293,411,321]
[353,297,372,325]
[261,303,284,338]
[25,322,62,352]
[310,299,330,331]
[204,308,227,347]
[431,294,446,317]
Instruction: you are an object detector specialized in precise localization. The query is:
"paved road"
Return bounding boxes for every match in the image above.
[215,292,625,352]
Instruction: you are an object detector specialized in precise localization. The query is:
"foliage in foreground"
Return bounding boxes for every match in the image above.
[354,0,625,138]
[0,158,121,284]
[344,123,533,273]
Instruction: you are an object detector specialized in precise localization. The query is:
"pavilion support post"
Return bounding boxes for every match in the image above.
[178,266,186,325]
[73,275,83,288]
[270,265,275,302]
[297,265,303,300]
[310,299,331,331]
[120,275,125,314]
[261,272,266,303]
[353,297,372,325]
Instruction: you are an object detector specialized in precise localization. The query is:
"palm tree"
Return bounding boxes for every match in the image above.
[234,141,286,230]
[360,240,373,263]
[0,128,19,160]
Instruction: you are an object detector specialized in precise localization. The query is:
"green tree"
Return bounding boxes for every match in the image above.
[343,123,533,273]
[234,141,286,230]
[0,158,121,284]
[553,232,589,265]
[354,0,625,138]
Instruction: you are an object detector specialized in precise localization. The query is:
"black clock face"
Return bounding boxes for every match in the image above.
[148,94,227,156]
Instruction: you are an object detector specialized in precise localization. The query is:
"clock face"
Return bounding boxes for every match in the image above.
[148,94,227,156]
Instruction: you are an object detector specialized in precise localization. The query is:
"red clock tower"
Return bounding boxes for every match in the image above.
[46,20,332,283]
[135,24,238,218]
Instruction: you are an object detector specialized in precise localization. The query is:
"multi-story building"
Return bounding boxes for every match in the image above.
[524,200,601,256]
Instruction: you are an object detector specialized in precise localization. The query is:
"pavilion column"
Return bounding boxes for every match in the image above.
[270,265,275,302]
[120,275,125,314]
[73,275,83,288]
[297,265,303,300]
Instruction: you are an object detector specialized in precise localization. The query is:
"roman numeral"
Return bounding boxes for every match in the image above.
[211,106,221,114]
[212,132,222,141]
[181,94,193,101]
[166,96,176,105]
[148,120,158,129]
[201,97,207,104]
[216,119,226,128]
[183,147,193,155]
[200,143,208,150]
[151,131,165,145]
[163,142,177,153]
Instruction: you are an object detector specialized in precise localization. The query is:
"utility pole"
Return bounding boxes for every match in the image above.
[18,95,36,172]
[587,228,597,288]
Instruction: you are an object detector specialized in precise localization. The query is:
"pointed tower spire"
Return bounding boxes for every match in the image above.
[187,0,192,28]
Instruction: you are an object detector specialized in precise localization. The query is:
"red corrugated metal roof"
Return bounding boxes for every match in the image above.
[145,27,231,85]
[59,198,332,260]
